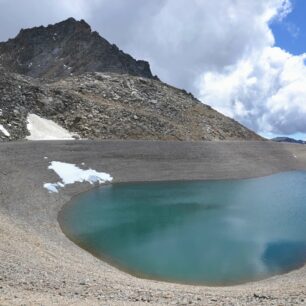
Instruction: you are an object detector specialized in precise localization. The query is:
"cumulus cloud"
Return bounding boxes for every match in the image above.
[0,0,305,137]
[199,47,306,135]
[196,0,306,136]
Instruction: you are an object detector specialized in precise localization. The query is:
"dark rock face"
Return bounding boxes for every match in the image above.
[0,18,154,79]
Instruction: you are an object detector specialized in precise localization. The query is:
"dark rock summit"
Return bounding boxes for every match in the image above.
[0,18,262,142]
[0,18,154,79]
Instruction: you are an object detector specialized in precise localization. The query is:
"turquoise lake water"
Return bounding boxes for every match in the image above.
[59,171,306,285]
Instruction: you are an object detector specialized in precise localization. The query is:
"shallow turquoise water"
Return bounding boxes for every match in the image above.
[59,171,306,285]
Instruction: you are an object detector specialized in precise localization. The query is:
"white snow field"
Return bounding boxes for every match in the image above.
[44,161,113,193]
[26,114,75,140]
[0,124,10,137]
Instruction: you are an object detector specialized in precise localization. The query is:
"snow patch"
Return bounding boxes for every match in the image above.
[44,183,60,193]
[44,161,113,193]
[0,124,10,137]
[26,114,75,140]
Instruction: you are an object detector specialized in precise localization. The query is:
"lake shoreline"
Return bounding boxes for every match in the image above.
[1,140,306,305]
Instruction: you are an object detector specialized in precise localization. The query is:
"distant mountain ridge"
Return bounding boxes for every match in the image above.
[272,137,306,145]
[0,18,262,142]
[0,18,154,79]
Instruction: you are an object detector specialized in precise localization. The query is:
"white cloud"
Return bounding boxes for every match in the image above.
[56,0,101,19]
[110,0,285,89]
[199,40,306,136]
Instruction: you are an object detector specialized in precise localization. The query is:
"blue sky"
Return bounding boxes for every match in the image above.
[265,0,306,140]
[271,0,306,56]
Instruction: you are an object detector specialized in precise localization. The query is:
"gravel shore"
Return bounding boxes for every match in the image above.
[0,140,306,305]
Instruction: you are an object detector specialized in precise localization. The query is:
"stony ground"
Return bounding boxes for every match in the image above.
[0,140,306,305]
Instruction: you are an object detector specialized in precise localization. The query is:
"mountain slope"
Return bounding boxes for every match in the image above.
[0,18,262,142]
[0,68,261,141]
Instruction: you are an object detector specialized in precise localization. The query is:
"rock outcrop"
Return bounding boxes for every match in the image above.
[0,18,262,142]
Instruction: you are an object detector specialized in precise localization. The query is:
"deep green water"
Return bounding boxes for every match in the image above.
[59,171,306,285]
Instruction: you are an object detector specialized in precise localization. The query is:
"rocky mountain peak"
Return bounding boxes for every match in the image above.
[17,17,92,39]
[0,18,154,79]
[0,19,262,143]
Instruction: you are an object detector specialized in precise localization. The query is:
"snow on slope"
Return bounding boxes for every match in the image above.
[0,124,10,137]
[44,161,113,193]
[26,114,75,140]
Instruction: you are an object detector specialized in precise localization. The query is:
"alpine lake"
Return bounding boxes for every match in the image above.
[59,171,306,286]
